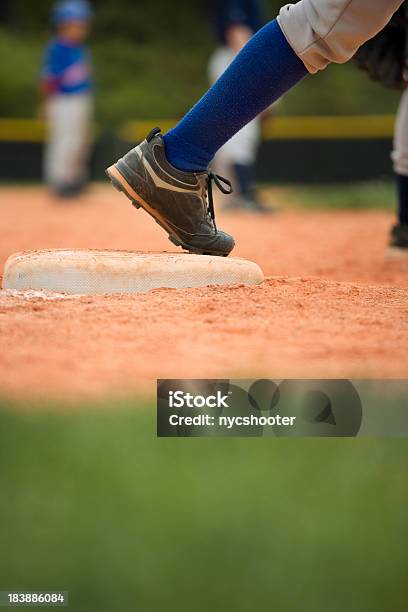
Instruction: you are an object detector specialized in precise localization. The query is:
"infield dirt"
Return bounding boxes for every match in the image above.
[0,184,407,401]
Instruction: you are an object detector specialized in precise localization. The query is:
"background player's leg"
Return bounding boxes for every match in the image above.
[216,119,263,210]
[66,93,93,192]
[390,89,408,253]
[396,174,408,226]
[44,96,73,196]
[392,89,408,227]
[163,19,307,172]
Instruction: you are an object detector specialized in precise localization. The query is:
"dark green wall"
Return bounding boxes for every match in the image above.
[0,136,393,184]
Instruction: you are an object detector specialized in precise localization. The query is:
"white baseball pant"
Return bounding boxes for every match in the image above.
[44,93,93,189]
[278,0,405,73]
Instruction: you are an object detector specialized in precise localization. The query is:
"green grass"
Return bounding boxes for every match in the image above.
[280,179,396,211]
[0,401,407,612]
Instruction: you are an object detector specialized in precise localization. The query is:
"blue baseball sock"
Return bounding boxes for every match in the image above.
[163,19,307,172]
[396,173,408,225]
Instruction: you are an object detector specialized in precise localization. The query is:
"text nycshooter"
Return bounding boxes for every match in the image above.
[219,414,296,428]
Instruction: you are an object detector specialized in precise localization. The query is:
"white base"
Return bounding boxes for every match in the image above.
[2,250,264,295]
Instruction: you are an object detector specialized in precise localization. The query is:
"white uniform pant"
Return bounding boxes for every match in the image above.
[278,0,405,73]
[218,120,261,166]
[44,93,93,188]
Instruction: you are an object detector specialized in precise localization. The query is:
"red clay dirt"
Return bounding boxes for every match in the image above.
[0,184,407,401]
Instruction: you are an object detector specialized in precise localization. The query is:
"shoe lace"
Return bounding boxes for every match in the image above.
[206,171,233,232]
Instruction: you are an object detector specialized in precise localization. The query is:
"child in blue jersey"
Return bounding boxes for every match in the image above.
[41,0,93,198]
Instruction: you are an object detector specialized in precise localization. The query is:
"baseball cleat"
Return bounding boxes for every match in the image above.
[387,224,408,259]
[106,127,235,256]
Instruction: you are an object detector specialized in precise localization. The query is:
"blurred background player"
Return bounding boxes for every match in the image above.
[40,0,93,199]
[354,2,408,257]
[209,0,267,212]
[391,13,408,258]
[392,88,408,257]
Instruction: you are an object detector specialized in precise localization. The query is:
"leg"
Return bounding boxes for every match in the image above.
[45,95,92,197]
[164,0,405,172]
[218,119,263,209]
[390,88,408,253]
[44,96,68,191]
[65,94,93,192]
[108,0,405,256]
[164,19,307,172]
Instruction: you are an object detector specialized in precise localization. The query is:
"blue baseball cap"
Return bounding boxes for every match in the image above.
[52,0,93,26]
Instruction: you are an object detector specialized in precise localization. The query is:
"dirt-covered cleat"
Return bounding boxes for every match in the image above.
[387,224,408,259]
[106,127,235,256]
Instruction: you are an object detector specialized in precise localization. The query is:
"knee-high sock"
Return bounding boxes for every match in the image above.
[396,173,408,225]
[163,19,307,172]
